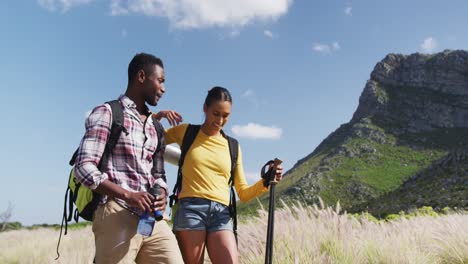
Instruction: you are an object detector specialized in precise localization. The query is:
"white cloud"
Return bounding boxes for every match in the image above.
[129,0,292,29]
[231,123,282,140]
[264,30,274,38]
[38,0,94,12]
[41,0,293,30]
[344,6,352,16]
[313,41,340,54]
[110,0,129,15]
[313,43,331,53]
[421,37,438,53]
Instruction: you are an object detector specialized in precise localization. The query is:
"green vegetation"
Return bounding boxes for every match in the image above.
[321,137,445,206]
[374,83,389,104]
[1,221,23,232]
[0,221,91,232]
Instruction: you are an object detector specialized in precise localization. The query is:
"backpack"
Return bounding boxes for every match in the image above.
[56,100,165,259]
[168,124,239,242]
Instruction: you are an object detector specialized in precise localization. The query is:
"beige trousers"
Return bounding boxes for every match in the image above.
[92,199,183,264]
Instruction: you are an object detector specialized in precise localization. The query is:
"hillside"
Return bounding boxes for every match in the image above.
[239,50,468,216]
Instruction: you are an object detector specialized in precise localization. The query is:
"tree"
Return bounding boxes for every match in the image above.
[0,202,13,232]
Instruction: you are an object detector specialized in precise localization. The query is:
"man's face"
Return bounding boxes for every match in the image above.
[142,64,165,106]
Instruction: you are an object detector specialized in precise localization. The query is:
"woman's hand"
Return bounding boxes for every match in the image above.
[153,110,183,126]
[262,161,284,187]
[274,165,283,182]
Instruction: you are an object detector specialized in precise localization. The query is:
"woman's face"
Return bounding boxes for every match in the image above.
[203,100,232,134]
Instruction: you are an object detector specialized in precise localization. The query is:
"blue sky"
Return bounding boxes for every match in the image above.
[1,0,467,225]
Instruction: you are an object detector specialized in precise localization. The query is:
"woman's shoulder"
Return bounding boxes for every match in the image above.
[167,123,189,133]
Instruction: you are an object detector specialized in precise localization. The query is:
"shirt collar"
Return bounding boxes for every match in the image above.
[119,94,151,115]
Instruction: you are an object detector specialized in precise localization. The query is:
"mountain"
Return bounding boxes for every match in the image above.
[239,50,468,216]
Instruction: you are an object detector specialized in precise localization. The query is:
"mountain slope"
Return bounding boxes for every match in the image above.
[239,50,468,215]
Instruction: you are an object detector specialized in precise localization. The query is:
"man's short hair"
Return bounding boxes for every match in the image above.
[128,53,164,82]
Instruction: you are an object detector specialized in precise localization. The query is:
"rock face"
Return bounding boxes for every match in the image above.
[352,50,468,134]
[269,50,468,215]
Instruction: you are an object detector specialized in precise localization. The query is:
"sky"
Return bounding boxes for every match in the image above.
[1,0,467,225]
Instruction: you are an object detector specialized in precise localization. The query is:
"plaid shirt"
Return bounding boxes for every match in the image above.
[74,95,167,212]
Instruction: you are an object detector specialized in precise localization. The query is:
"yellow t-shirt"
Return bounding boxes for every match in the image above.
[165,124,268,206]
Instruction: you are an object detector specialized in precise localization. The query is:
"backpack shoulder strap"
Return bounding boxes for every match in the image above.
[169,124,200,206]
[221,130,239,244]
[226,136,238,186]
[178,124,201,182]
[220,130,238,186]
[98,100,124,169]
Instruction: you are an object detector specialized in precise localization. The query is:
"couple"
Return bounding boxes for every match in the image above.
[74,52,284,264]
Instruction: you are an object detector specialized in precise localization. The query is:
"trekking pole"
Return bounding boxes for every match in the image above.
[264,158,282,264]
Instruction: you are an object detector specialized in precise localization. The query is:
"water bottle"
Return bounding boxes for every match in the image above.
[149,184,164,221]
[136,211,155,236]
[136,183,164,236]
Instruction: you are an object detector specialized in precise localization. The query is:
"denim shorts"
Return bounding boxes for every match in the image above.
[172,197,233,232]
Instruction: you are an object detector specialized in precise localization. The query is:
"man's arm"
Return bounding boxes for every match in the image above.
[74,104,112,189]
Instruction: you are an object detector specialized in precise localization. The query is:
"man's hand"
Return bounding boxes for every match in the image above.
[96,180,157,212]
[152,189,167,213]
[153,110,183,126]
[123,191,155,212]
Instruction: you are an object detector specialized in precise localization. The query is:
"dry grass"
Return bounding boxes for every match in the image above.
[238,201,468,264]
[1,203,467,264]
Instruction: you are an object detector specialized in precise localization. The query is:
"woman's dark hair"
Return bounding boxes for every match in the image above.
[128,53,164,82]
[204,86,232,107]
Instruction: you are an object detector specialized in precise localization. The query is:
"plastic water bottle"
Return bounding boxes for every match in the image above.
[136,184,164,236]
[137,211,155,236]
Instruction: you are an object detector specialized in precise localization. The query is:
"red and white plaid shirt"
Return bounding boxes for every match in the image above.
[74,95,167,212]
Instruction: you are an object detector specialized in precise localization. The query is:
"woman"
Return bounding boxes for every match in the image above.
[157,86,283,264]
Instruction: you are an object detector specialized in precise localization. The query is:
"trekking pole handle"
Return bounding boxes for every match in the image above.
[269,158,283,185]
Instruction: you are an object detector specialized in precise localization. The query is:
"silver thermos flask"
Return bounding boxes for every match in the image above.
[163,145,181,166]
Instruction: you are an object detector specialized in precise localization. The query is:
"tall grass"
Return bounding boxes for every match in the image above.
[1,203,467,263]
[238,201,468,264]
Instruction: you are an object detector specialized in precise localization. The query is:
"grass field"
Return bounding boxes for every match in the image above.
[1,202,467,264]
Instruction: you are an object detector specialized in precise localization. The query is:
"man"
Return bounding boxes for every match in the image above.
[74,53,184,263]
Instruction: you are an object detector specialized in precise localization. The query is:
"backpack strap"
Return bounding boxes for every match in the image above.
[222,131,239,244]
[224,133,238,186]
[151,116,167,183]
[98,100,125,169]
[169,124,200,207]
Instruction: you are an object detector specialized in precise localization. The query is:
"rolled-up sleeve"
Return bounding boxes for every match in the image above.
[74,105,112,190]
